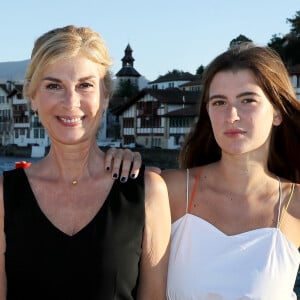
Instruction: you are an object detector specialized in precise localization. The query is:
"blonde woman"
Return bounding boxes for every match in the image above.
[0,26,170,300]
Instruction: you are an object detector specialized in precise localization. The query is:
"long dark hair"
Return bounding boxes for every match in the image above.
[179,43,300,183]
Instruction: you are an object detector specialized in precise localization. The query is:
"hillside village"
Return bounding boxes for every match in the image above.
[0,44,300,157]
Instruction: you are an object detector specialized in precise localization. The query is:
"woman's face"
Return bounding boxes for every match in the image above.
[207,69,281,157]
[31,56,107,146]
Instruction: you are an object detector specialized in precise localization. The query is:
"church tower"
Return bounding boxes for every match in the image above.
[115,44,141,86]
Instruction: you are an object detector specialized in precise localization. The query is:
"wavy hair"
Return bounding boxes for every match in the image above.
[23,25,113,100]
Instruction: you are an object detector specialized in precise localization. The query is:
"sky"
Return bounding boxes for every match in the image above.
[1,0,299,81]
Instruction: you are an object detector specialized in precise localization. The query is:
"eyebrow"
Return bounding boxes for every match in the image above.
[208,91,261,101]
[42,75,97,82]
[42,76,61,83]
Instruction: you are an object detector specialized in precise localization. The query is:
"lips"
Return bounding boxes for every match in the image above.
[224,128,246,136]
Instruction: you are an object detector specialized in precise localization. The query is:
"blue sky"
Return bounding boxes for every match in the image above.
[1,0,299,80]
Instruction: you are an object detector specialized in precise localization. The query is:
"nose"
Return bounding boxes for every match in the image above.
[225,104,240,123]
[63,88,80,109]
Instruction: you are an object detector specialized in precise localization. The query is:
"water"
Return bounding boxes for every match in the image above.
[0,156,41,174]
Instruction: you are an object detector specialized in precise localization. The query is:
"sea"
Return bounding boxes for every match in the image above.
[0,156,41,174]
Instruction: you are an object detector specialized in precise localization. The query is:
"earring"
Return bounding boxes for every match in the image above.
[34,110,38,117]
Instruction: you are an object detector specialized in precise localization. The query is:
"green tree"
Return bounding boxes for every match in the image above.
[268,11,300,66]
[268,34,285,58]
[196,65,205,80]
[286,11,300,36]
[196,65,204,76]
[229,35,252,48]
[282,37,300,66]
[116,79,139,98]
[284,11,300,65]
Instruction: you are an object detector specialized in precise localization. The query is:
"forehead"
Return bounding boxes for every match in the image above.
[211,69,257,86]
[42,56,101,79]
[209,69,260,94]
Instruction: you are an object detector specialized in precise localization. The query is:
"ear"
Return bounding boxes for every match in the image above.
[272,109,282,126]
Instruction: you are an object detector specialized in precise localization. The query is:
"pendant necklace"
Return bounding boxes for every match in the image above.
[72,179,78,186]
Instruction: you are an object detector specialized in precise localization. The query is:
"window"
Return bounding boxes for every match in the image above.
[34,129,39,138]
[40,128,45,138]
[123,118,134,128]
[170,117,191,128]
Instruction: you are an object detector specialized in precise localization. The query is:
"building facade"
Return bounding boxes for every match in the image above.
[288,64,300,100]
[0,49,299,153]
[0,83,12,146]
[115,88,200,149]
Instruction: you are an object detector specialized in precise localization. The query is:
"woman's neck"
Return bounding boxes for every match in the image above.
[211,154,276,196]
[42,141,104,184]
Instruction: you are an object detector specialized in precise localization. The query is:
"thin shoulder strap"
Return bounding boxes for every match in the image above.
[187,168,202,213]
[276,177,283,228]
[286,183,296,211]
[278,182,296,228]
[185,169,189,214]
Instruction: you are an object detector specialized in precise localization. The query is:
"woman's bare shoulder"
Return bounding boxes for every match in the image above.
[161,167,203,188]
[143,170,169,207]
[161,167,201,222]
[289,182,300,216]
[161,168,187,185]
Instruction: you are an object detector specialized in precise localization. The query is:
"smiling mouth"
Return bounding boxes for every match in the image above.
[57,116,84,125]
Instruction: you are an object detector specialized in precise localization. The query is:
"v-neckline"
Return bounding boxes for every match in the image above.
[19,168,114,238]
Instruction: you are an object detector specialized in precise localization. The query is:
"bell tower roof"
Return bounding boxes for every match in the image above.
[116,44,141,77]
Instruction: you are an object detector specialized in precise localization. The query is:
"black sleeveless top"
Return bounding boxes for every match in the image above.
[3,166,145,300]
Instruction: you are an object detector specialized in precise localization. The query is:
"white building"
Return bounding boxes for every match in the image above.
[114,88,200,149]
[0,82,12,146]
[288,65,300,100]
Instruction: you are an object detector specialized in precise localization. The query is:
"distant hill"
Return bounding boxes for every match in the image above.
[0,60,29,81]
[0,59,151,88]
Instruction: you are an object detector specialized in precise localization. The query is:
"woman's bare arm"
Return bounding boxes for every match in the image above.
[137,171,171,299]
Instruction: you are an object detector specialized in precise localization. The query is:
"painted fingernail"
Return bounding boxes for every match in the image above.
[113,173,118,179]
[130,174,136,179]
[121,177,127,183]
[106,166,110,171]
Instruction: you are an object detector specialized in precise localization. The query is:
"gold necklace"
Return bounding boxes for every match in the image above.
[72,179,78,186]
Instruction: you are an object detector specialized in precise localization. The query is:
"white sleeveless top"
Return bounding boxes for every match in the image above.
[167,169,300,300]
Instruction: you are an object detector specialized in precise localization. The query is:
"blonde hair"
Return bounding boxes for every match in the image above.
[23,25,113,99]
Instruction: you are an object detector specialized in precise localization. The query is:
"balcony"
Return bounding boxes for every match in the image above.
[14,123,30,128]
[12,99,27,105]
